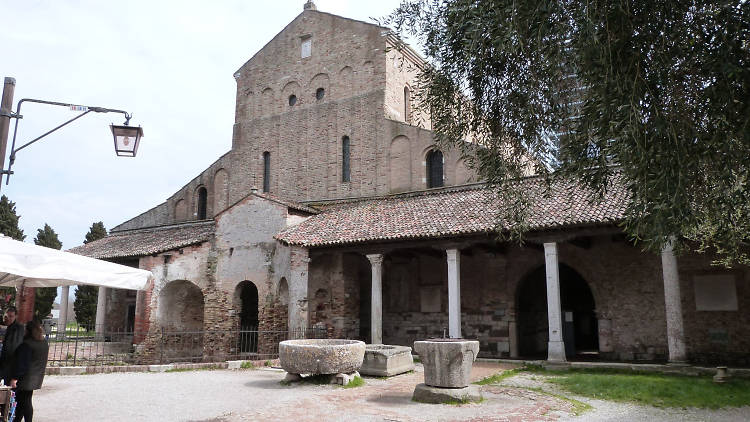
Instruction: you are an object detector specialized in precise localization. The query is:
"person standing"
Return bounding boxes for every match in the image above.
[0,307,25,383]
[9,320,48,422]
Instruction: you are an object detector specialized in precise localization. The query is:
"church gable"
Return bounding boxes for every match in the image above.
[233,8,387,122]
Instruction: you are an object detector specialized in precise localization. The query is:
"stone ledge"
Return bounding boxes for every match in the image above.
[57,366,86,376]
[148,364,174,372]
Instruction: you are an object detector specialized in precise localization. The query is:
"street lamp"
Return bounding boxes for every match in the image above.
[111,118,144,157]
[0,77,144,187]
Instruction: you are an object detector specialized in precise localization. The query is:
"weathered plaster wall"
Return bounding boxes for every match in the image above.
[214,194,291,334]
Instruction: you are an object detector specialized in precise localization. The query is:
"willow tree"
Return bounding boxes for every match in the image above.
[386,0,750,264]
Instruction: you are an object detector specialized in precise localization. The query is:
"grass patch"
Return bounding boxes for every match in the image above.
[240,361,256,369]
[474,367,523,385]
[527,367,750,409]
[444,396,485,406]
[165,365,220,373]
[343,375,365,388]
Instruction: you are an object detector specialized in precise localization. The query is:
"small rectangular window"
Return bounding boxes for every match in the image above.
[263,151,271,193]
[301,38,312,58]
[342,136,351,182]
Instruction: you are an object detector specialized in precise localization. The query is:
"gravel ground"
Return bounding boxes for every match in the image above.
[30,363,750,422]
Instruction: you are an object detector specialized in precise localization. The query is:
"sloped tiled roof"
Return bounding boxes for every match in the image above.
[275,176,629,247]
[68,221,215,259]
[250,192,319,214]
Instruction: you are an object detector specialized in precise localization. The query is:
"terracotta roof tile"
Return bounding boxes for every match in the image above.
[68,221,215,259]
[275,176,628,247]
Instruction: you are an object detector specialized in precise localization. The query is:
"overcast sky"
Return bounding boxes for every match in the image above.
[1,0,407,249]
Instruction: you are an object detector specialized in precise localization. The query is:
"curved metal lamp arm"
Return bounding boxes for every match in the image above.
[2,98,132,184]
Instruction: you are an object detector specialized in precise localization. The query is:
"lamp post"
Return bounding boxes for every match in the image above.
[0,76,144,189]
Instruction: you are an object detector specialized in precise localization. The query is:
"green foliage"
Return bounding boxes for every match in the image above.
[84,221,107,244]
[546,371,750,409]
[387,1,750,264]
[342,375,365,388]
[0,195,25,240]
[33,223,61,319]
[240,361,256,369]
[73,222,109,330]
[74,285,99,331]
[34,223,62,249]
[474,367,523,385]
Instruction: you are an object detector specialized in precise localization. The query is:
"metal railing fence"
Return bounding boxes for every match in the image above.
[46,326,326,367]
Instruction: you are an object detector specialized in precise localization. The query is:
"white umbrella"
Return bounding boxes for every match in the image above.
[0,235,150,290]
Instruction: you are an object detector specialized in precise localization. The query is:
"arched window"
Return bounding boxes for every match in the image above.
[196,187,207,219]
[262,151,271,193]
[426,149,444,188]
[342,136,351,183]
[404,86,411,123]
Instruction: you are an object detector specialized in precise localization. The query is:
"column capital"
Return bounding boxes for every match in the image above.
[366,253,384,266]
[445,248,460,261]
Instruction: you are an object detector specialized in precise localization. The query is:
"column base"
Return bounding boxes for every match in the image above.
[547,341,566,362]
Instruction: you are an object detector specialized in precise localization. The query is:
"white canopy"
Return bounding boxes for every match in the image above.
[0,235,150,290]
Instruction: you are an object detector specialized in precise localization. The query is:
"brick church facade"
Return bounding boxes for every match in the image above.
[71,2,749,365]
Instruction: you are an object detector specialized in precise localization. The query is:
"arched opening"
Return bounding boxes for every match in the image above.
[157,280,204,361]
[517,264,598,359]
[426,149,444,188]
[278,277,289,331]
[262,151,271,193]
[196,187,208,220]
[234,281,259,354]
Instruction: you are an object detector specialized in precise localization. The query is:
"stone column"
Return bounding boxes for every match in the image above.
[95,286,107,337]
[544,242,566,362]
[366,254,384,344]
[446,248,462,339]
[289,246,310,337]
[58,285,70,339]
[661,238,687,363]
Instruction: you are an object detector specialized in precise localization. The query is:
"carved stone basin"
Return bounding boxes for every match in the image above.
[413,338,479,388]
[279,339,365,375]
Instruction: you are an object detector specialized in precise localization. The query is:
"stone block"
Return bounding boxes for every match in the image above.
[412,383,483,404]
[414,339,479,388]
[148,364,174,372]
[227,360,246,369]
[283,373,302,383]
[360,344,415,377]
[333,371,360,385]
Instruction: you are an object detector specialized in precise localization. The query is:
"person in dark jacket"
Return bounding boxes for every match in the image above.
[9,320,48,422]
[0,307,25,383]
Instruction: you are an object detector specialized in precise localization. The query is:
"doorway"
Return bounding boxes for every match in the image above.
[517,264,598,359]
